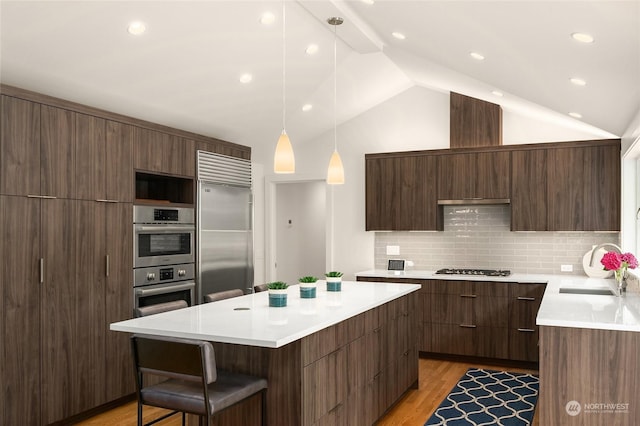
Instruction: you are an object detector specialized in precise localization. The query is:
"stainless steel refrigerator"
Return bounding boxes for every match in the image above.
[197,152,253,303]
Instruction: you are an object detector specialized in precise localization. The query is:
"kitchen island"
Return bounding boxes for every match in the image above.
[111,280,420,425]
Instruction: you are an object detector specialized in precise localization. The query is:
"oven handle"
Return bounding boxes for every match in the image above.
[135,281,195,297]
[135,225,195,233]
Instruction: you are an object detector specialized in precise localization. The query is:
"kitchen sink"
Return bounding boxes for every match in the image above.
[559,287,616,296]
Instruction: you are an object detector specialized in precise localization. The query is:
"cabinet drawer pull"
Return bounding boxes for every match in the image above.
[28,194,57,199]
[105,255,110,277]
[374,327,381,333]
[518,328,535,333]
[95,199,118,203]
[459,324,477,328]
[39,258,44,284]
[460,294,477,298]
[517,297,536,301]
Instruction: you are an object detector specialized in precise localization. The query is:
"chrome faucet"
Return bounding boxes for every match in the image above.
[589,243,622,267]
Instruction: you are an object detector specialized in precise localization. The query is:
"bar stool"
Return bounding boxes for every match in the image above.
[131,334,267,426]
[203,289,244,303]
[253,284,268,293]
[135,300,188,317]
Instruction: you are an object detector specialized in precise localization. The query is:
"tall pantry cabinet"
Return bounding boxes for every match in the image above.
[0,94,134,425]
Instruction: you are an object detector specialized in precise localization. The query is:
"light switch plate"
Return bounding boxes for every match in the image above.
[386,245,400,255]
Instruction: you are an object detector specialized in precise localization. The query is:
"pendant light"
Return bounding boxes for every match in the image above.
[326,17,345,185]
[274,1,295,173]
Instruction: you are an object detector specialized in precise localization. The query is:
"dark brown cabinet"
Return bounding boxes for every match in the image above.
[365,154,439,231]
[134,127,195,177]
[0,196,133,425]
[547,143,620,231]
[359,276,544,363]
[0,97,76,198]
[1,195,41,425]
[508,283,546,362]
[420,279,509,359]
[76,115,134,202]
[511,149,547,231]
[437,151,510,200]
[0,96,41,196]
[511,141,620,231]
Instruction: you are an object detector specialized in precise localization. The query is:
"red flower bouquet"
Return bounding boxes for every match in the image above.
[601,251,638,283]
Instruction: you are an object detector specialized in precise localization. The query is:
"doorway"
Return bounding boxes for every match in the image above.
[274,181,326,285]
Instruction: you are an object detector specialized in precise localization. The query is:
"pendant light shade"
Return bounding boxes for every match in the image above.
[274,1,295,174]
[327,150,344,184]
[274,130,295,173]
[327,16,345,185]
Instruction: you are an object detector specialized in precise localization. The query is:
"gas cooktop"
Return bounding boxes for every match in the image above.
[435,268,511,277]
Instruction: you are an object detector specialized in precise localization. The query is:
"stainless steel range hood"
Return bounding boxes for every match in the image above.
[437,198,510,205]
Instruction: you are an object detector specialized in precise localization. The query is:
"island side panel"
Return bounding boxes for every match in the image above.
[539,325,639,425]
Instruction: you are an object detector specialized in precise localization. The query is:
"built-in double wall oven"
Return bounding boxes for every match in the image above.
[133,205,196,315]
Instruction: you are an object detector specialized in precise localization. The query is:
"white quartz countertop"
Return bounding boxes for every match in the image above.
[356,270,640,332]
[110,280,420,348]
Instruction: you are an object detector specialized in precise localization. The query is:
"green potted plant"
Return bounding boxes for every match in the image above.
[267,281,289,307]
[298,276,319,299]
[325,271,343,292]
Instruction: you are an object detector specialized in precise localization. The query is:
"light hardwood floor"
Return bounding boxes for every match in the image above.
[77,358,539,425]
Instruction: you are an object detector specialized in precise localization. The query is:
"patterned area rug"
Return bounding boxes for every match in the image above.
[425,368,539,426]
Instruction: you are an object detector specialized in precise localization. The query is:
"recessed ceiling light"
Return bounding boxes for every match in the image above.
[392,32,406,40]
[491,90,503,97]
[302,104,313,112]
[570,77,586,86]
[361,0,375,4]
[305,44,319,55]
[571,32,594,43]
[127,21,146,35]
[260,12,275,25]
[239,73,253,84]
[470,52,485,61]
[569,112,583,119]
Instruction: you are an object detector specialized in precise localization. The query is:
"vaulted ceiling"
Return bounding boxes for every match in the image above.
[2,1,638,159]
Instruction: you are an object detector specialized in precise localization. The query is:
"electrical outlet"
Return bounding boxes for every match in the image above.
[386,245,400,255]
[561,264,573,272]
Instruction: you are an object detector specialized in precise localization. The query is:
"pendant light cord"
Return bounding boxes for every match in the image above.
[282,1,286,131]
[333,21,337,151]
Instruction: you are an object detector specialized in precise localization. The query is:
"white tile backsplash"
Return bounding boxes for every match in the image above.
[375,205,619,274]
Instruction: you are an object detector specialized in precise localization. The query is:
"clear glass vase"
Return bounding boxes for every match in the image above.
[615,269,627,296]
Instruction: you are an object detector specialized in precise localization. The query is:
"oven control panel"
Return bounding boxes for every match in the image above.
[134,263,195,287]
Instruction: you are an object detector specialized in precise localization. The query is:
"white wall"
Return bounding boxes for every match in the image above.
[254,85,622,279]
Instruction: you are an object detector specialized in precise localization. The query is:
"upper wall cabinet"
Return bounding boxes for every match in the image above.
[1,98,76,198]
[1,95,41,196]
[510,149,547,231]
[437,151,510,200]
[367,139,620,233]
[75,115,134,202]
[547,142,620,231]
[134,127,195,177]
[366,154,440,231]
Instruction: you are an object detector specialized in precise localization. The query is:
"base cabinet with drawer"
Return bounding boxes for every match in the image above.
[357,276,546,363]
